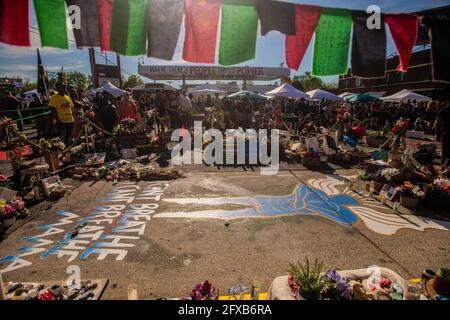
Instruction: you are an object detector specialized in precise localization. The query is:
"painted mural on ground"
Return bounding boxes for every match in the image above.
[0,182,169,274]
[155,176,450,236]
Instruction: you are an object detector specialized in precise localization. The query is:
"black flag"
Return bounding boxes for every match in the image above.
[351,12,387,78]
[66,0,101,47]
[254,0,296,36]
[423,17,450,82]
[147,0,184,60]
[37,49,50,99]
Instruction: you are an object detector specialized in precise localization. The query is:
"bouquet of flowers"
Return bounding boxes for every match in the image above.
[396,181,426,199]
[375,168,401,184]
[0,200,16,222]
[113,118,138,135]
[391,118,409,135]
[190,280,217,300]
[321,268,352,300]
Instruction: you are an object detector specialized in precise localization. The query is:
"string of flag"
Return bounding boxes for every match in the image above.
[0,0,447,78]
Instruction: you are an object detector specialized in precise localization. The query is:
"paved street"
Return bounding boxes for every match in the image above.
[1,167,449,299]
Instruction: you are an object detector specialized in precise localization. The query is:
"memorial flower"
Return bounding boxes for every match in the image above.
[322,268,352,300]
[190,280,217,300]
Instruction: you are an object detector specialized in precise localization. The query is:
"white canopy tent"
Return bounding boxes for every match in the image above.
[189,82,227,95]
[265,83,309,99]
[307,89,342,101]
[96,81,125,97]
[381,89,432,102]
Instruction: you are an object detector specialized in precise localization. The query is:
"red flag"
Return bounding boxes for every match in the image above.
[285,5,322,70]
[97,0,114,51]
[0,0,30,46]
[183,0,221,63]
[385,14,419,72]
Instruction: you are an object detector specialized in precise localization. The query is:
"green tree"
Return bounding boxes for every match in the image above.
[123,75,144,89]
[291,72,325,92]
[23,82,38,92]
[66,71,89,91]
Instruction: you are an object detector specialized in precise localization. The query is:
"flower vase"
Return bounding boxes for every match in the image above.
[400,195,420,210]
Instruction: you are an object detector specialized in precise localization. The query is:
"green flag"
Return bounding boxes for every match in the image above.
[219,0,258,66]
[312,8,352,76]
[33,0,68,49]
[110,0,149,56]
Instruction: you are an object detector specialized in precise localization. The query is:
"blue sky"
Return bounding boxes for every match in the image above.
[0,0,449,86]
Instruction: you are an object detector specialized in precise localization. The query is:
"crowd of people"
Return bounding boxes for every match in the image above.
[1,84,449,165]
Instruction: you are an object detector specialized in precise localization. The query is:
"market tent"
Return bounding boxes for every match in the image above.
[227,90,267,101]
[265,83,309,99]
[189,82,226,94]
[380,89,432,102]
[96,81,125,97]
[307,89,342,101]
[344,93,380,102]
[339,92,355,98]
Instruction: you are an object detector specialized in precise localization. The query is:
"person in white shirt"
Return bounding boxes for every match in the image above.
[179,90,192,128]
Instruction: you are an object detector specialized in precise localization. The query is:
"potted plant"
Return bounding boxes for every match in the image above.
[432,268,450,296]
[288,258,326,300]
[396,181,426,210]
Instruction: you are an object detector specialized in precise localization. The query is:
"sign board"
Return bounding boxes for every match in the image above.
[96,64,121,88]
[138,65,290,81]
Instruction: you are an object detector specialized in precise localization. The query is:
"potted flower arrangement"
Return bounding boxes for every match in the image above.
[39,138,65,172]
[396,181,426,210]
[190,280,218,300]
[373,168,401,193]
[288,259,354,300]
[288,258,326,300]
[424,178,450,211]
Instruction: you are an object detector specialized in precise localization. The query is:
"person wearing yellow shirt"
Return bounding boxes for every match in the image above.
[48,82,75,148]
